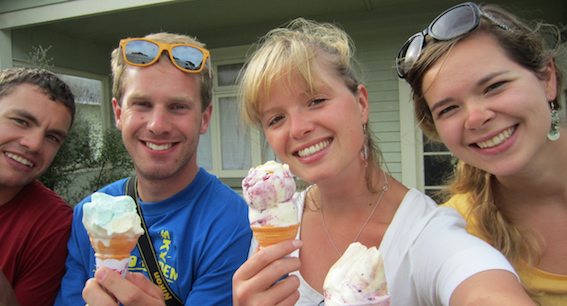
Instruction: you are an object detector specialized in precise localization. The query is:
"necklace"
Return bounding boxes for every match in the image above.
[320,170,388,256]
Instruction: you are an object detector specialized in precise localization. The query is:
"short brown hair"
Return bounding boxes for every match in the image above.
[0,67,75,125]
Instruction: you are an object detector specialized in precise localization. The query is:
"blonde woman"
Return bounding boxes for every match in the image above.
[232,18,536,306]
[398,2,567,305]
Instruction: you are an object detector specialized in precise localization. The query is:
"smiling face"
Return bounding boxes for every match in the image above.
[0,83,72,189]
[113,58,211,183]
[422,33,557,177]
[260,62,369,185]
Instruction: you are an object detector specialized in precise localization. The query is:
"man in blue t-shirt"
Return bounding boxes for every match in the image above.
[55,32,252,306]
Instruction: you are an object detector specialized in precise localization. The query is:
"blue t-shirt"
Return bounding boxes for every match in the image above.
[55,168,252,305]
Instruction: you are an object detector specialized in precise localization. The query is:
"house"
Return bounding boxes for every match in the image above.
[1,0,565,200]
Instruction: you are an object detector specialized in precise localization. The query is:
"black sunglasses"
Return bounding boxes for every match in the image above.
[396,2,510,78]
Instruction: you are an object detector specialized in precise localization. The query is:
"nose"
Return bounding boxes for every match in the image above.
[20,130,44,152]
[288,110,314,139]
[147,106,172,135]
[464,100,494,130]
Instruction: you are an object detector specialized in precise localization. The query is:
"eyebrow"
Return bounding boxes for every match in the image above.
[476,70,508,87]
[429,97,454,114]
[12,109,68,140]
[128,92,195,104]
[429,70,509,113]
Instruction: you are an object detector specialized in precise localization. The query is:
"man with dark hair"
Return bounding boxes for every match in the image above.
[0,67,75,306]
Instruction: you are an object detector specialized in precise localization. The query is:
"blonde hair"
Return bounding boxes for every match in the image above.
[404,4,565,297]
[110,32,213,111]
[239,18,384,192]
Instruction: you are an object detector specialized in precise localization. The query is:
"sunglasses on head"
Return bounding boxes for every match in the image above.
[396,2,510,79]
[120,38,210,73]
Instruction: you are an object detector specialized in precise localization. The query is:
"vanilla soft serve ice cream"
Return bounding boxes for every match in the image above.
[324,242,390,306]
[242,161,298,227]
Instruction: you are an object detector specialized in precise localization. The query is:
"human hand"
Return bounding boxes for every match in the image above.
[83,267,165,306]
[233,240,302,306]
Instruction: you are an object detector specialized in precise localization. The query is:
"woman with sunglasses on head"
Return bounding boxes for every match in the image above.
[233,17,537,306]
[398,2,567,305]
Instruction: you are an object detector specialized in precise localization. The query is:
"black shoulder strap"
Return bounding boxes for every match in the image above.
[125,176,184,306]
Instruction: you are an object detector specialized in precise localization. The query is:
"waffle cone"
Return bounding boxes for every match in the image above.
[88,233,140,261]
[251,223,300,248]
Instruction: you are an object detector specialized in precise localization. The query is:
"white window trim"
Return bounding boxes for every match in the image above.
[208,44,258,178]
[12,59,112,129]
[398,79,424,191]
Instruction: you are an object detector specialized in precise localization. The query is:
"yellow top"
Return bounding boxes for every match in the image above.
[443,194,567,306]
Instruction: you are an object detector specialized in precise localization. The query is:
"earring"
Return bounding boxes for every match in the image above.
[548,101,560,141]
[359,124,368,167]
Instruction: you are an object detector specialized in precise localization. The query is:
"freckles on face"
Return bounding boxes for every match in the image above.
[418,33,559,177]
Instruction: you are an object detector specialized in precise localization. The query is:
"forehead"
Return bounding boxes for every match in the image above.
[424,33,510,85]
[1,83,73,129]
[122,60,201,99]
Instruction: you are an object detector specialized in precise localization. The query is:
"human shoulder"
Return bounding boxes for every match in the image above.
[190,169,247,210]
[16,181,72,220]
[380,188,468,258]
[396,188,460,219]
[441,193,472,217]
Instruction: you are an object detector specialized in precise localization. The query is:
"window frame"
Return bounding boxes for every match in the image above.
[204,45,269,178]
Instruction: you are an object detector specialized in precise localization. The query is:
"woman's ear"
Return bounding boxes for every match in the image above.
[357,84,370,124]
[542,60,557,102]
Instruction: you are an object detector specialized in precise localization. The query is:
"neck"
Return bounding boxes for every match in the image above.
[0,184,25,207]
[494,135,567,210]
[136,166,200,203]
[316,164,384,213]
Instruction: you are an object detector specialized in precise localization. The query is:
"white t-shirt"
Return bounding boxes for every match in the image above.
[250,188,517,306]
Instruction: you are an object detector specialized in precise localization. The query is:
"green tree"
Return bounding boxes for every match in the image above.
[27,45,134,206]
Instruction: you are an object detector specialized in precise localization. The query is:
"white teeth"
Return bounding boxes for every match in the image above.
[476,126,516,149]
[297,140,331,157]
[145,142,173,151]
[5,152,34,167]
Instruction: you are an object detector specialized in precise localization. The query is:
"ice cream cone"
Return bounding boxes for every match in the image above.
[89,233,140,260]
[251,223,300,248]
[88,233,141,276]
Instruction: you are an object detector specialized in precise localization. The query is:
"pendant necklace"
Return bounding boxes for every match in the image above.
[320,170,388,257]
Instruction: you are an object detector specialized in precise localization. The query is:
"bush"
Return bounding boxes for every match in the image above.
[39,121,133,206]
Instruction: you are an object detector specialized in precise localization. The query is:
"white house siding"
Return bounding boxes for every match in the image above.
[2,0,563,193]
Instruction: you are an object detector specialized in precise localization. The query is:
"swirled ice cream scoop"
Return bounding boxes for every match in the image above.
[242,161,298,227]
[82,192,144,238]
[324,242,390,306]
[83,192,145,277]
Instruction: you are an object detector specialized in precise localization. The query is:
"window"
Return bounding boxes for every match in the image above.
[398,79,454,204]
[422,135,455,201]
[198,46,276,184]
[58,74,105,151]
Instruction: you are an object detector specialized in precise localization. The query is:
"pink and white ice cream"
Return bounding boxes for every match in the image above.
[242,160,298,227]
[324,242,390,306]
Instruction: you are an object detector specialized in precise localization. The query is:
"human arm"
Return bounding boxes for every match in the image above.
[0,268,20,306]
[83,268,165,306]
[11,191,72,306]
[450,270,535,305]
[233,240,302,306]
[408,204,535,306]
